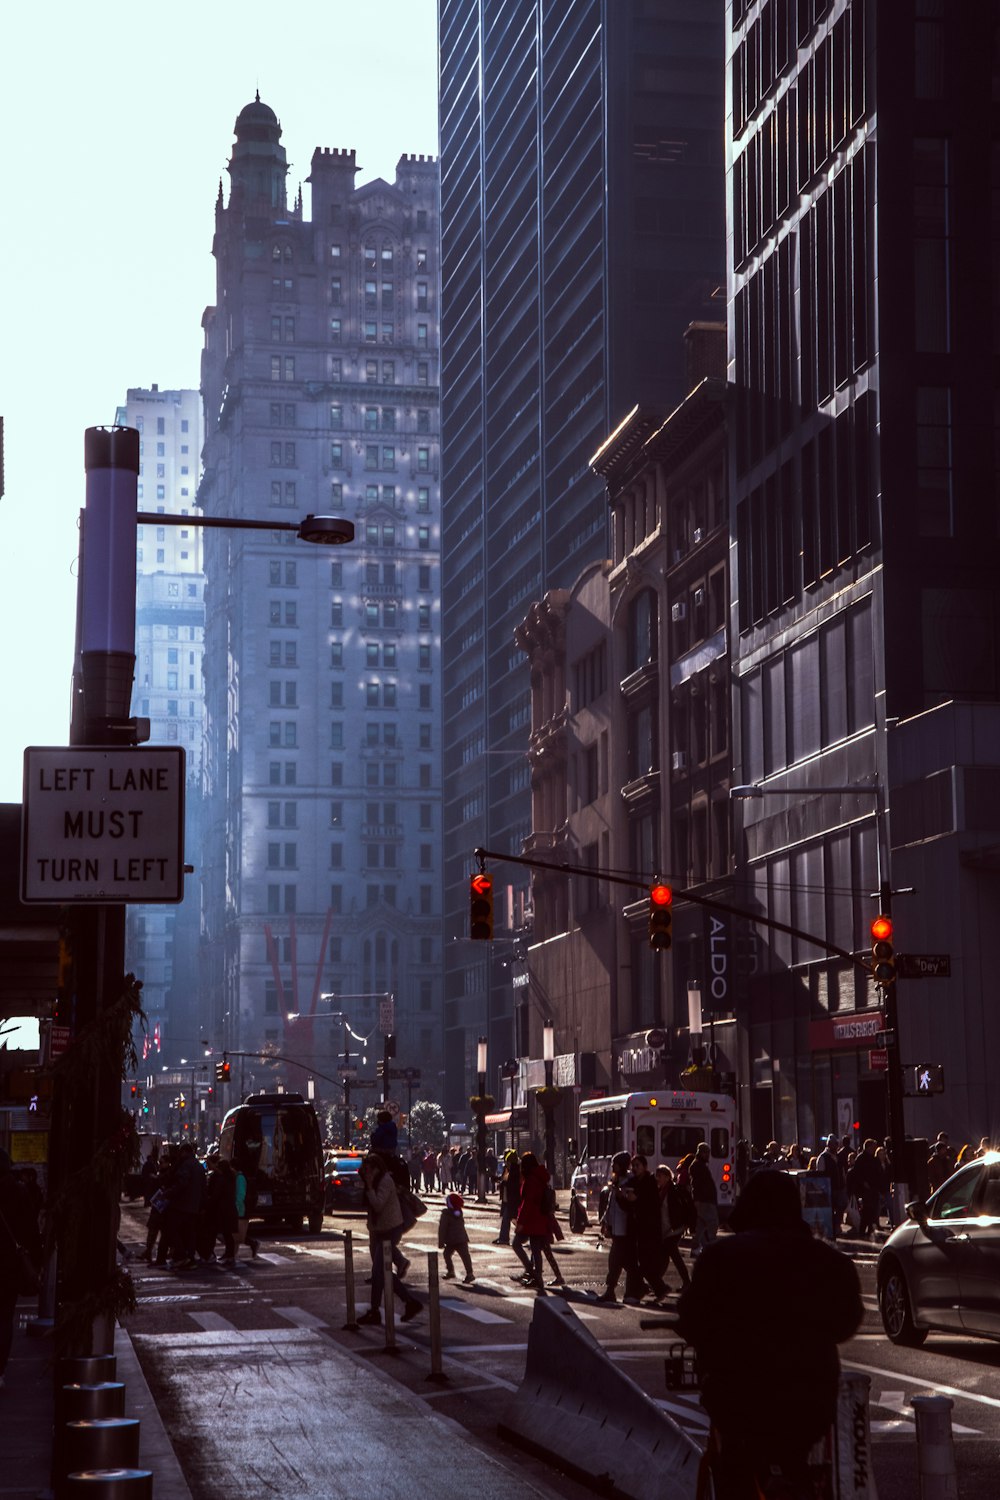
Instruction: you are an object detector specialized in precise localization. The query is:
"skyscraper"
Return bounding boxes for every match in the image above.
[438,1,726,1109]
[115,385,205,1057]
[728,0,1000,1144]
[198,99,443,1099]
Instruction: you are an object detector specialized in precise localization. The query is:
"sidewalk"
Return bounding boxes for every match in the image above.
[5,1230,562,1500]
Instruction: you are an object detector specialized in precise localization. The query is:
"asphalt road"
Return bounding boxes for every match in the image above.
[119,1197,1000,1499]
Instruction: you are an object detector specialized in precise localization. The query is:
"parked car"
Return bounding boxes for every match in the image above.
[878,1152,1000,1345]
[324,1152,366,1212]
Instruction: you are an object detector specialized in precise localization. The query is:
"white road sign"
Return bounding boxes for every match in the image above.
[21,746,186,904]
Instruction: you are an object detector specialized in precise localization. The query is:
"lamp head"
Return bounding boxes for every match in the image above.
[297,514,355,545]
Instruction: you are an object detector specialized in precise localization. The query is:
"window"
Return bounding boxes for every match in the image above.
[417,447,430,472]
[417,362,429,385]
[419,643,431,670]
[418,565,431,590]
[382,408,396,432]
[330,319,342,342]
[284,356,295,381]
[364,407,379,431]
[419,684,431,710]
[330,682,343,708]
[416,281,429,311]
[330,404,342,428]
[330,243,342,261]
[916,387,953,536]
[330,723,344,749]
[366,445,379,469]
[330,277,342,304]
[417,323,428,348]
[382,446,395,469]
[330,442,343,468]
[382,281,394,309]
[382,361,395,384]
[331,602,343,628]
[330,844,343,868]
[365,321,378,342]
[417,410,430,434]
[330,641,343,667]
[330,802,343,827]
[417,248,428,270]
[418,525,430,549]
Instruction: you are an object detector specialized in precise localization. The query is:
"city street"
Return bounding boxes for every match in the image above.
[119,1199,1000,1499]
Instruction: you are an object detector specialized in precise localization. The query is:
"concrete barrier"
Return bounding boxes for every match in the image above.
[499,1296,700,1500]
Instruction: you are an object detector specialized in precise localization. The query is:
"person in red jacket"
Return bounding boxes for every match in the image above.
[510,1151,552,1290]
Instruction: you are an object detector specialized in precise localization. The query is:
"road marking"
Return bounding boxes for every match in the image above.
[274,1306,328,1330]
[845,1358,1000,1413]
[141,1294,201,1304]
[874,1388,980,1435]
[188,1311,238,1332]
[439,1297,511,1325]
[132,1327,322,1348]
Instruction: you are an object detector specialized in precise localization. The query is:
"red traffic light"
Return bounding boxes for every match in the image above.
[648,882,673,951]
[470,871,495,940]
[871,915,893,943]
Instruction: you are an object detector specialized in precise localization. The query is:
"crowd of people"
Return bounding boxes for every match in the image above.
[745,1129,995,1239]
[135,1141,260,1270]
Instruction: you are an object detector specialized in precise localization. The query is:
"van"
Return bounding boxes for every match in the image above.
[218,1093,325,1233]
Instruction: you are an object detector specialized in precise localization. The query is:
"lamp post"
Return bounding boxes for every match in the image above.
[501,1057,520,1153]
[51,424,355,1358]
[536,1020,561,1182]
[471,1036,492,1204]
[729,778,905,1189]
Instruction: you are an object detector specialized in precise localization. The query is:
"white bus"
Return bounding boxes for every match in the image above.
[569,1090,736,1225]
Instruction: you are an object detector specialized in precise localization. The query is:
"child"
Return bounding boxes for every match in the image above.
[438,1192,475,1284]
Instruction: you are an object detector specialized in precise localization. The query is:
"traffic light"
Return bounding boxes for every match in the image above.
[179,1094,186,1111]
[470,872,494,940]
[648,882,673,951]
[385,1033,396,1059]
[376,1059,386,1079]
[871,914,895,987]
[130,1084,138,1098]
[215,1059,231,1084]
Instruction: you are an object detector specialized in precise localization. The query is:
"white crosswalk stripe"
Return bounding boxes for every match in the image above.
[188,1311,238,1332]
[275,1306,329,1330]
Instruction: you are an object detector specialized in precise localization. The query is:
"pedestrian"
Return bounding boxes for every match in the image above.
[510,1151,553,1290]
[438,1192,476,1283]
[975,1137,992,1158]
[933,1132,955,1173]
[655,1164,691,1289]
[165,1143,205,1270]
[409,1145,425,1192]
[876,1138,895,1226]
[849,1138,884,1237]
[494,1148,520,1245]
[625,1155,670,1301]
[438,1147,453,1191]
[926,1140,953,1192]
[422,1147,437,1194]
[485,1145,497,1192]
[678,1171,862,1498]
[690,1142,718,1257]
[209,1159,239,1265]
[816,1134,846,1238]
[596,1152,643,1304]
[233,1163,261,1261]
[357,1153,421,1326]
[0,1147,41,1390]
[371,1110,398,1154]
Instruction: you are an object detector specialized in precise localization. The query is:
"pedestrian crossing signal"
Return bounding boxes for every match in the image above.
[648,883,673,951]
[912,1063,944,1095]
[470,872,494,941]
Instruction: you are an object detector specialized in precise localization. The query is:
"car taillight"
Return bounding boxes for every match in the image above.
[332,1177,342,1186]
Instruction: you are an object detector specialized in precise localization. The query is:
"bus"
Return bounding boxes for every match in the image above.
[569,1090,736,1226]
[218,1092,325,1234]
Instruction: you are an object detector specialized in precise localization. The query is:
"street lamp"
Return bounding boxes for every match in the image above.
[537,1020,560,1182]
[471,1036,492,1204]
[51,426,355,1358]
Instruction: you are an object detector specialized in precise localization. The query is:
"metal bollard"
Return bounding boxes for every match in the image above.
[912,1394,958,1500]
[342,1228,359,1331]
[66,1471,153,1499]
[57,1383,127,1428]
[831,1370,877,1500]
[57,1420,141,1499]
[426,1251,447,1382]
[58,1355,118,1387]
[382,1238,397,1351]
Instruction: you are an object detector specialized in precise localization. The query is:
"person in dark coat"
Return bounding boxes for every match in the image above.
[165,1143,206,1269]
[848,1138,885,1237]
[494,1149,521,1245]
[677,1170,862,1498]
[625,1155,670,1300]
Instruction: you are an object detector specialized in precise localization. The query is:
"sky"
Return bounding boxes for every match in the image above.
[0,0,439,805]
